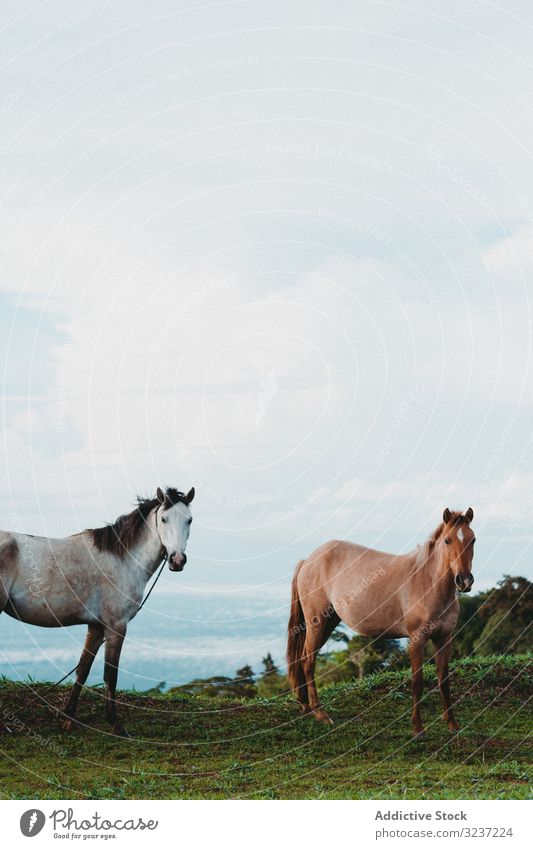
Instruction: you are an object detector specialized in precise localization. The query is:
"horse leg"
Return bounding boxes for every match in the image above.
[433,634,459,732]
[103,625,129,738]
[301,608,339,724]
[409,636,426,740]
[62,624,104,731]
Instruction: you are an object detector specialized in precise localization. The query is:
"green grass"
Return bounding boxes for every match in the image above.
[0,655,531,799]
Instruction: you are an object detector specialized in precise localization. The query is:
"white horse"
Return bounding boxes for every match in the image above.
[0,486,195,736]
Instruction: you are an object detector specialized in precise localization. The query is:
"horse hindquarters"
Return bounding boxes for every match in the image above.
[0,538,17,614]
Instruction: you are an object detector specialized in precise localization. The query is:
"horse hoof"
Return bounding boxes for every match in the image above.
[448,722,460,733]
[112,725,131,738]
[412,730,426,742]
[298,703,311,715]
[314,709,334,725]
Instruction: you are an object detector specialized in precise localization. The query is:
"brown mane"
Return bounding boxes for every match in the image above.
[89,488,188,557]
[415,511,466,567]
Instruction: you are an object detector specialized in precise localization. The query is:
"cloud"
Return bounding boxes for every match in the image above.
[1,0,533,591]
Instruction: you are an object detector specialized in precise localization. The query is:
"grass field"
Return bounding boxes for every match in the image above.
[0,655,531,800]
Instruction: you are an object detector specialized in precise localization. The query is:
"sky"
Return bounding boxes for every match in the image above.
[1,0,533,614]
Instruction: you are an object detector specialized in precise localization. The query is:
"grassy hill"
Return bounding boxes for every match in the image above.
[0,655,531,800]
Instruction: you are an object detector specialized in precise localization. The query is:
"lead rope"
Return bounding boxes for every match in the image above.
[5,552,169,725]
[136,552,167,613]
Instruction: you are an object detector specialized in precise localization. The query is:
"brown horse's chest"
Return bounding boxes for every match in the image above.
[405,591,460,639]
[433,598,460,635]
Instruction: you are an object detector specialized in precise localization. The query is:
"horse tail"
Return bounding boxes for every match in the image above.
[287,560,308,702]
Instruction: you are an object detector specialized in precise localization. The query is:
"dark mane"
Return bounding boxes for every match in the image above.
[89,488,189,557]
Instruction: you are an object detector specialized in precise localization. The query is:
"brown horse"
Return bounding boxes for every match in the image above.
[287,507,475,738]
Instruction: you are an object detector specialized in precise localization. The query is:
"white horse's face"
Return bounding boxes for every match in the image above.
[156,488,195,571]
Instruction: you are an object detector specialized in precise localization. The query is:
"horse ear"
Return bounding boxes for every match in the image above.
[465,507,474,523]
[186,487,195,504]
[443,507,451,524]
[156,487,165,504]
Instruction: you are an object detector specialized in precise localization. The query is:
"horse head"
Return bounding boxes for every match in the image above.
[155,486,195,571]
[441,507,475,593]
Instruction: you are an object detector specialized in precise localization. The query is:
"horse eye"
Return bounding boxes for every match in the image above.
[161,517,167,523]
[187,518,192,525]
[444,537,451,545]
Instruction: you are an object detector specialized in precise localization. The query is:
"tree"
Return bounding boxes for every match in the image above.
[452,592,488,657]
[473,576,532,655]
[234,665,257,697]
[346,635,403,678]
[256,654,289,698]
[316,631,404,683]
[261,652,278,675]
[169,665,257,699]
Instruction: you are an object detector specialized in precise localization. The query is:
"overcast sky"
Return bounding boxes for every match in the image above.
[1,0,533,595]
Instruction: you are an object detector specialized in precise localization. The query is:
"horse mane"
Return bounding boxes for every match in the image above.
[89,488,188,558]
[414,511,465,569]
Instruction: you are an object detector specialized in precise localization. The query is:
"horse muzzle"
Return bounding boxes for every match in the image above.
[169,552,187,572]
[455,572,474,593]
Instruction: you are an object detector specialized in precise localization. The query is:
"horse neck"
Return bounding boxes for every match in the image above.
[421,542,456,603]
[127,510,164,579]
